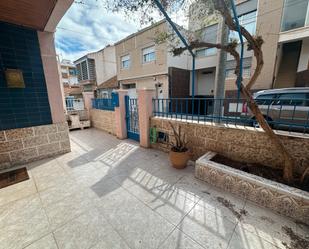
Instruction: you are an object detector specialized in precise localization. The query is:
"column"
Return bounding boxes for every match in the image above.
[115,90,128,139]
[137,88,156,148]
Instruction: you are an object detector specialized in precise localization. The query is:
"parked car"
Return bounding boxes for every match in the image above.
[242,87,309,132]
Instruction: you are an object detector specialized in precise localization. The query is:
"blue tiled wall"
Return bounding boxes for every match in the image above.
[0,22,52,130]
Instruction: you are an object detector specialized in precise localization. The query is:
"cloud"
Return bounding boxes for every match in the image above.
[55,0,139,61]
[55,0,190,62]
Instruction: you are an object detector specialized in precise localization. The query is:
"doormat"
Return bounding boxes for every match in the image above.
[0,167,29,189]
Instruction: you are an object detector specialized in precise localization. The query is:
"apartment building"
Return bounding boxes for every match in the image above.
[74,45,117,94]
[60,59,78,86]
[189,0,309,98]
[74,55,96,92]
[115,20,190,99]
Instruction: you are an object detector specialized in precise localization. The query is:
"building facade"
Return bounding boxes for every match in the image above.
[60,59,78,86]
[189,0,309,98]
[74,45,117,94]
[115,20,191,99]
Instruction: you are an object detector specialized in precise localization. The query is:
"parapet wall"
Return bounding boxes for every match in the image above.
[151,117,309,174]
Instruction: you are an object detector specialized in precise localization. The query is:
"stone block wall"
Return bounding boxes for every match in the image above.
[90,109,116,135]
[0,122,71,170]
[151,117,309,174]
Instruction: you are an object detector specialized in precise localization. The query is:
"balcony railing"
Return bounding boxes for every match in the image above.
[65,98,84,111]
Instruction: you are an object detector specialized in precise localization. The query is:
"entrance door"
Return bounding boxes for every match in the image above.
[125,96,140,141]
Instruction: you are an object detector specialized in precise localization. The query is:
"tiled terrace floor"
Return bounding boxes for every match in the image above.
[0,128,308,249]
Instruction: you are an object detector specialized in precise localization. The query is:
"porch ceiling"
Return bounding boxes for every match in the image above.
[0,0,57,30]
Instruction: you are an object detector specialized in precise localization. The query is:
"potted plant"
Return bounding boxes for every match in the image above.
[168,122,190,169]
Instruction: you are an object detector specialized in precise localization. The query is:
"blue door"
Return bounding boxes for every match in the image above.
[125,96,140,141]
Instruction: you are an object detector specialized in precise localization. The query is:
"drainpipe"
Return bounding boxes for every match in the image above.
[230,0,244,99]
[153,0,196,99]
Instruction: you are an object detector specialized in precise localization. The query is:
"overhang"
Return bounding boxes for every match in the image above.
[97,76,119,90]
[0,0,73,32]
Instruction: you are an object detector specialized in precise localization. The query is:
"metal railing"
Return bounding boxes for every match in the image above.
[153,98,309,133]
[66,98,85,111]
[92,98,115,111]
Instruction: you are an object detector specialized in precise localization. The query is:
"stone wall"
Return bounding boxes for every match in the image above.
[90,109,116,135]
[151,117,309,174]
[0,122,71,170]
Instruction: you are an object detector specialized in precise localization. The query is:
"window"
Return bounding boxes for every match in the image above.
[225,67,251,79]
[196,48,217,57]
[121,55,130,69]
[255,94,277,105]
[122,83,136,89]
[142,46,156,63]
[276,93,308,106]
[281,0,309,32]
[229,11,257,42]
[69,68,77,76]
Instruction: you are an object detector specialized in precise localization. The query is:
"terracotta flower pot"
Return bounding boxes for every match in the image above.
[169,150,190,169]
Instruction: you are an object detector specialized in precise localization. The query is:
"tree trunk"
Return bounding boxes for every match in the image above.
[214,0,295,183]
[240,86,294,183]
[173,0,295,184]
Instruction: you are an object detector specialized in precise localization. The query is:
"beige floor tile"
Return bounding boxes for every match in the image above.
[0,194,51,249]
[0,176,37,207]
[39,178,82,207]
[159,228,205,249]
[54,208,120,249]
[30,162,70,192]
[96,188,175,249]
[177,201,237,249]
[90,234,131,249]
[127,183,197,226]
[238,201,301,249]
[228,225,282,249]
[25,234,58,249]
[44,189,98,230]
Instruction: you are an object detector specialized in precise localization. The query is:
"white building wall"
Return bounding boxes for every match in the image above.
[195,54,217,70]
[167,50,190,69]
[297,38,309,72]
[88,45,117,85]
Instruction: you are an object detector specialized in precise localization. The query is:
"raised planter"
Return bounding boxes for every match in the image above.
[195,152,309,224]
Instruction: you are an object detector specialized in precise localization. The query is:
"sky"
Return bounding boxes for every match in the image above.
[55,0,139,61]
[55,0,189,62]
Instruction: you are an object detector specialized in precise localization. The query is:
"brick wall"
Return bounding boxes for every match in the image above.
[90,109,116,135]
[151,117,309,174]
[0,122,71,170]
[0,22,52,130]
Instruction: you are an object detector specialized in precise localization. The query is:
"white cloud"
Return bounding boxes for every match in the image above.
[55,0,139,61]
[55,0,190,62]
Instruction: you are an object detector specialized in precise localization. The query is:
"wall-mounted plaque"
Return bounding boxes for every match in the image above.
[5,69,25,88]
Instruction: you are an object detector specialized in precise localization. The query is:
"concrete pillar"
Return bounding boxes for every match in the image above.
[115,90,128,139]
[137,88,156,148]
[82,92,94,110]
[38,31,66,123]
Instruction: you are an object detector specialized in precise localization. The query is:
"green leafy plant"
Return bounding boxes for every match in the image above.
[169,122,189,152]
